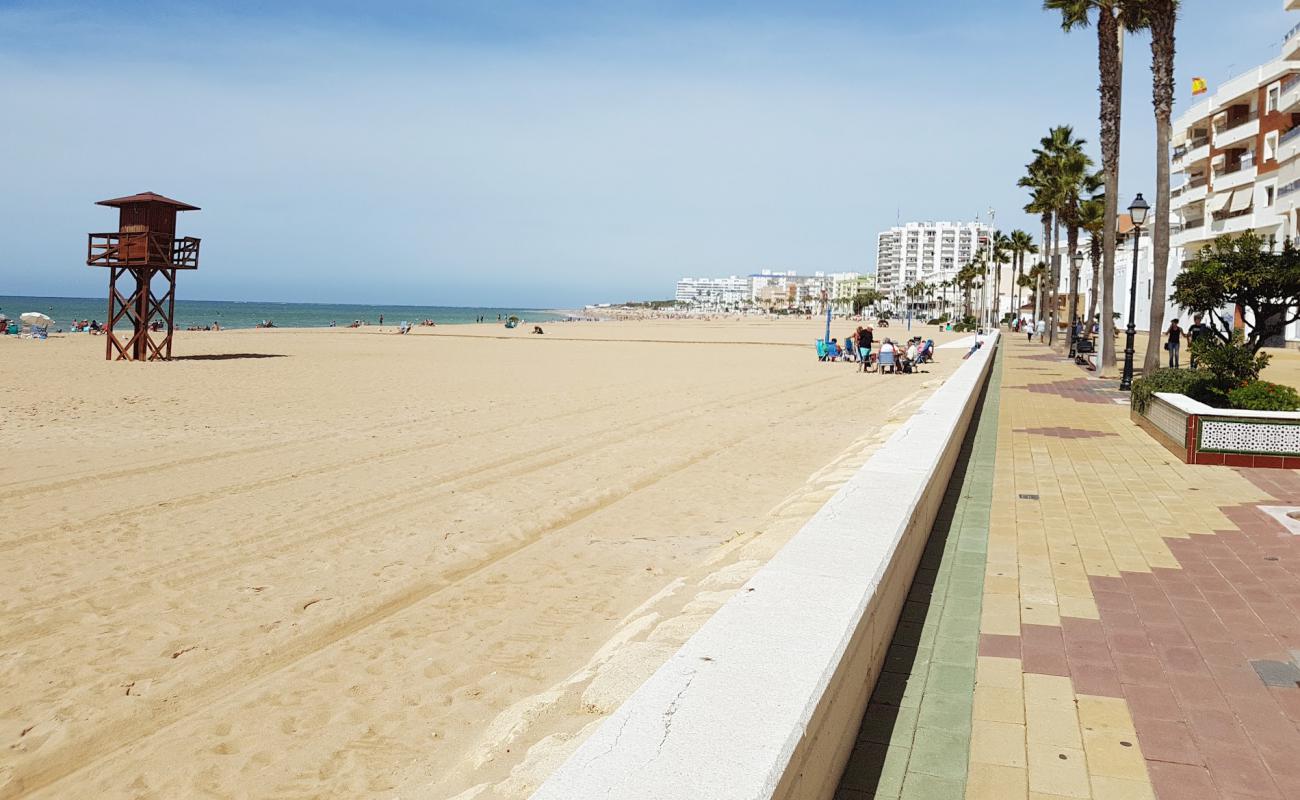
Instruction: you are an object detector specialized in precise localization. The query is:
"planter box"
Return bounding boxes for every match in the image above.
[1133,392,1300,468]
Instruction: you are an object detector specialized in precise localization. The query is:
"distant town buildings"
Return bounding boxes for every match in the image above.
[673,270,873,312]
[874,221,990,300]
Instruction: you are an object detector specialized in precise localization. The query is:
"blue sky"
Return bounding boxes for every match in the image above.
[0,0,1291,306]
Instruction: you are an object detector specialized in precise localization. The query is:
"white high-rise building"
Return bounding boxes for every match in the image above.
[875,221,990,300]
[674,276,752,310]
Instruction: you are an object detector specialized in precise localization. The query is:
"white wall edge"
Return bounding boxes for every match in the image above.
[529,333,1001,800]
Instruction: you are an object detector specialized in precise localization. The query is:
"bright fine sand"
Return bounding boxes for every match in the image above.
[1,319,966,799]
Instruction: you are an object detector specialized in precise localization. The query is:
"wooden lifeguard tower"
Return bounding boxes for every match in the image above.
[86,192,201,361]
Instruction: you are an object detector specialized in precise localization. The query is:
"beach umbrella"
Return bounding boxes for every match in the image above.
[21,312,53,328]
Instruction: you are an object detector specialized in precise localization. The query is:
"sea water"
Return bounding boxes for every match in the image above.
[0,296,568,331]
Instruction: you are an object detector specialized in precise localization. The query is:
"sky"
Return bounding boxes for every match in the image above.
[0,0,1292,307]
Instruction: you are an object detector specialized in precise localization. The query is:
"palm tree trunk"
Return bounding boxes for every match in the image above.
[1087,235,1102,329]
[1048,213,1061,346]
[1008,252,1019,323]
[1143,1,1177,373]
[1067,224,1080,345]
[1098,8,1124,376]
[1039,213,1052,326]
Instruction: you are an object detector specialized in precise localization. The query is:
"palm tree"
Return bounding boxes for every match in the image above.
[1079,186,1106,329]
[1064,170,1104,340]
[1133,0,1179,372]
[1028,261,1049,327]
[1045,1,1142,370]
[1008,230,1038,326]
[1023,126,1092,345]
[988,231,1011,326]
[1022,183,1055,327]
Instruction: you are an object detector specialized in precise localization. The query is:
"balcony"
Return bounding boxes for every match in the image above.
[1283,75,1300,113]
[1213,162,1257,192]
[87,231,201,270]
[1173,137,1211,169]
[1281,125,1300,164]
[1287,22,1300,60]
[1173,218,1210,247]
[1171,177,1209,209]
[1213,112,1260,149]
[1289,0,1300,11]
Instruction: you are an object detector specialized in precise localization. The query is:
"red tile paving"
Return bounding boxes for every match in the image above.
[1020,377,1123,404]
[1012,426,1119,439]
[1068,467,1300,798]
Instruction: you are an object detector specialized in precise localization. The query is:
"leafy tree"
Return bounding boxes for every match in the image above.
[1172,232,1300,353]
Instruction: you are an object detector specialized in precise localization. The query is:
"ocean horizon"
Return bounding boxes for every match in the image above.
[0,295,570,331]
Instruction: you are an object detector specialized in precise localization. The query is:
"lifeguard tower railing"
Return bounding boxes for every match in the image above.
[87,231,201,270]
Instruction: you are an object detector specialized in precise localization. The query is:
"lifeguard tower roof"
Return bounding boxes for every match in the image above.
[96,192,200,211]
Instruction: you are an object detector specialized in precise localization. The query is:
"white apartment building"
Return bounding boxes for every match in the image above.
[1166,0,1300,343]
[674,276,752,310]
[675,270,869,312]
[875,221,990,300]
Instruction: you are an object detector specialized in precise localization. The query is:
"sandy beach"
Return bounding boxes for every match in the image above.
[1,318,966,799]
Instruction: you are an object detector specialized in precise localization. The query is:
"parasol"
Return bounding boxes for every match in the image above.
[20,312,54,328]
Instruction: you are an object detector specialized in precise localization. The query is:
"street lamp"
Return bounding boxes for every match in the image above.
[1068,251,1085,357]
[1119,193,1150,391]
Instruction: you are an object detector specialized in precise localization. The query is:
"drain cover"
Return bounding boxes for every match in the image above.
[1018,493,1040,500]
[1251,659,1300,688]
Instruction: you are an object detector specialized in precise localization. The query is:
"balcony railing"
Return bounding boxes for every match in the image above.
[1287,22,1300,44]
[1283,126,1300,145]
[1280,179,1300,200]
[1215,110,1260,136]
[1172,176,1209,197]
[1285,74,1300,93]
[87,231,201,270]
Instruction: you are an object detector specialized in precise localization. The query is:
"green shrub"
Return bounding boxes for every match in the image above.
[1190,331,1270,388]
[1227,380,1300,412]
[1130,368,1219,414]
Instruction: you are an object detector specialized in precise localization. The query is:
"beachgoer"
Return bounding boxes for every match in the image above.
[1035,318,1046,343]
[1187,313,1211,368]
[878,338,898,372]
[533,325,545,334]
[1165,319,1182,368]
[828,338,842,361]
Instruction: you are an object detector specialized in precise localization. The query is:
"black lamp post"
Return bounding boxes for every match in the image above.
[1119,193,1150,391]
[1068,251,1085,357]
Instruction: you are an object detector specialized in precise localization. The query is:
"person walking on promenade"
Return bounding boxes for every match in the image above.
[1035,318,1046,343]
[1187,313,1211,369]
[1164,318,1183,369]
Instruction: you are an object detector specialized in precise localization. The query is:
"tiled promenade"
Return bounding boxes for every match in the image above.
[837,334,1300,799]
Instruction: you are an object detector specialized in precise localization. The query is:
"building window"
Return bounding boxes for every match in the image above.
[1267,185,1276,206]
[1268,84,1281,113]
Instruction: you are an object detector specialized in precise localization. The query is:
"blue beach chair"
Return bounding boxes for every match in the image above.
[815,339,828,361]
[877,349,896,374]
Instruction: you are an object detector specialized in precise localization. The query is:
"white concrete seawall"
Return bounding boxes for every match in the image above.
[530,333,1000,800]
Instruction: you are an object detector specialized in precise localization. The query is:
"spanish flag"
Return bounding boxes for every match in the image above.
[1192,77,1208,96]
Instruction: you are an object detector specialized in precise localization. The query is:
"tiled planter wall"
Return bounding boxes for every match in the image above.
[1133,392,1300,469]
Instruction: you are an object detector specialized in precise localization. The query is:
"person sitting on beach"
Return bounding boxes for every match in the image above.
[878,338,897,368]
[532,325,545,334]
[827,338,842,361]
[903,340,919,372]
